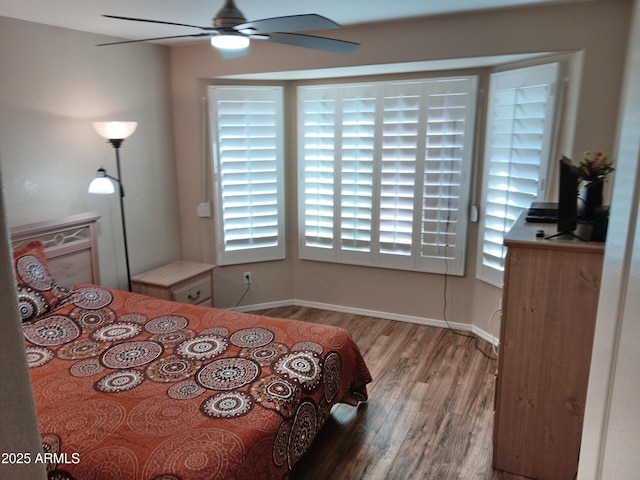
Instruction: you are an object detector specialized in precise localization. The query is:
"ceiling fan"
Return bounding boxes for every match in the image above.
[97,0,359,57]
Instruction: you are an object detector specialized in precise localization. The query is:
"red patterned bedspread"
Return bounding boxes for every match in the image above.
[24,285,371,480]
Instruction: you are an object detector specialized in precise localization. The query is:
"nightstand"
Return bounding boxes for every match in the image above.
[131,261,215,307]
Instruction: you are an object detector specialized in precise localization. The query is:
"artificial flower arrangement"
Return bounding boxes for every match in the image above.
[579,151,615,181]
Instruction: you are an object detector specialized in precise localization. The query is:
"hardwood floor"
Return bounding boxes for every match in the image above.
[251,305,529,480]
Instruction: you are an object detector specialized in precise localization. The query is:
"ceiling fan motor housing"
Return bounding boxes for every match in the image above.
[214,0,247,28]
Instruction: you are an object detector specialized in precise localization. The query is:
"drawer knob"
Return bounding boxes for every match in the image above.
[188,290,201,301]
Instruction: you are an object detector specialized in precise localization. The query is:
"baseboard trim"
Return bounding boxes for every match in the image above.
[236,299,498,347]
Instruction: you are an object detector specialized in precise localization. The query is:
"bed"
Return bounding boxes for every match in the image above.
[10,213,372,480]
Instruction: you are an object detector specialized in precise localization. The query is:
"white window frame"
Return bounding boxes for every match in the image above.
[209,85,285,266]
[298,76,478,275]
[477,63,560,287]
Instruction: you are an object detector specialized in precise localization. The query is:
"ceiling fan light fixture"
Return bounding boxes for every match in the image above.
[210,33,250,49]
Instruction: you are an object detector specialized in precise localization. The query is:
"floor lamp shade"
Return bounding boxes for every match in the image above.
[88,168,115,194]
[93,121,137,140]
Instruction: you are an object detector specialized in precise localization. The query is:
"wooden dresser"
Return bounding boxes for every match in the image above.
[493,215,604,480]
[131,261,215,307]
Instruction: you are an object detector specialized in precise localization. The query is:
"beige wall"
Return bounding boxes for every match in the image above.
[0,16,182,289]
[170,0,632,336]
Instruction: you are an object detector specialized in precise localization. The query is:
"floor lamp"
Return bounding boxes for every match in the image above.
[89,121,137,291]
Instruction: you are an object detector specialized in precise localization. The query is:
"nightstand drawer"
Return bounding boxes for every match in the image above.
[131,261,215,307]
[172,276,212,305]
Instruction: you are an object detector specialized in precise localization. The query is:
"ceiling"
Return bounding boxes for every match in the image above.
[0,0,584,45]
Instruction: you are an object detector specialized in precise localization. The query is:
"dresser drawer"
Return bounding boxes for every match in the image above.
[172,275,212,305]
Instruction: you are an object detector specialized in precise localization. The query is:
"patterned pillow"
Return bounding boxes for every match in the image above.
[12,241,71,322]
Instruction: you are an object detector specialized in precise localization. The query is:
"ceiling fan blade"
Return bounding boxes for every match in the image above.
[263,32,359,54]
[96,33,211,46]
[102,14,215,31]
[234,14,339,35]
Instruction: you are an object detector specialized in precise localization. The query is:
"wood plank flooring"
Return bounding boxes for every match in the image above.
[251,305,529,480]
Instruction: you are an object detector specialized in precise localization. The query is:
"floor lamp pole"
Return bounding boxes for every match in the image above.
[91,121,137,292]
[112,143,132,292]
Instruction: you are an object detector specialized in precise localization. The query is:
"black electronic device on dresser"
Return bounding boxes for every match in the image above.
[547,156,582,239]
[525,201,558,223]
[528,157,609,242]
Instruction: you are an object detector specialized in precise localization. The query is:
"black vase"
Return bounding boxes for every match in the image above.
[579,179,604,221]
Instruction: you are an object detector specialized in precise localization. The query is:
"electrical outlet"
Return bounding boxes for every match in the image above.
[243,272,252,284]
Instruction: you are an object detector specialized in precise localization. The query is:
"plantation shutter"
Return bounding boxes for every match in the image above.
[477,63,559,286]
[340,85,377,262]
[209,86,285,265]
[420,78,477,274]
[377,82,421,268]
[299,77,477,275]
[299,89,338,252]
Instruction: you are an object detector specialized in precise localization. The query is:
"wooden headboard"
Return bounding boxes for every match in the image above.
[10,212,101,289]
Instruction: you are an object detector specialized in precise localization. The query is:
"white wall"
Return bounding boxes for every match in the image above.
[579,0,640,477]
[0,16,182,289]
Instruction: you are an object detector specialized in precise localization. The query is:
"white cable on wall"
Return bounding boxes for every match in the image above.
[197,96,212,219]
